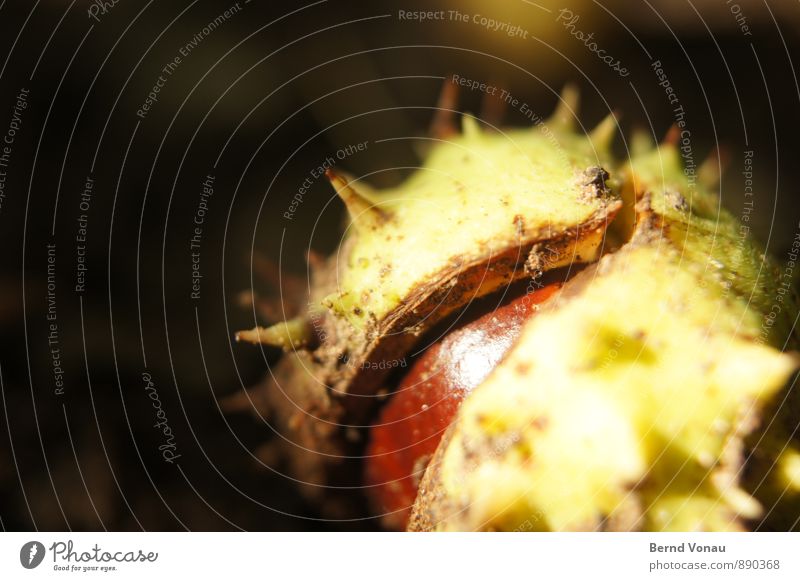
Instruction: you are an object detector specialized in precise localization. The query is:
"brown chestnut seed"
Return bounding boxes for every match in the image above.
[365,283,561,529]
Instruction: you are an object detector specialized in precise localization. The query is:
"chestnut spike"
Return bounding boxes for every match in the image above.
[780,451,800,492]
[698,146,730,188]
[548,84,580,131]
[589,111,619,151]
[252,252,282,289]
[480,79,507,128]
[220,385,270,415]
[630,128,655,157]
[237,290,282,323]
[235,317,312,350]
[662,124,680,147]
[430,78,459,139]
[326,169,389,231]
[255,441,284,466]
[461,114,482,139]
[710,472,762,520]
[305,248,325,272]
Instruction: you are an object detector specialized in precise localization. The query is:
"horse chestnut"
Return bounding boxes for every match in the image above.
[365,283,561,529]
[236,87,800,531]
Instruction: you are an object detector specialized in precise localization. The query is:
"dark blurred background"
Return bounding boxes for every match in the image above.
[0,0,798,530]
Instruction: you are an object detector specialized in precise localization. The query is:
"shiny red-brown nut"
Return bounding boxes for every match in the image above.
[365,283,561,529]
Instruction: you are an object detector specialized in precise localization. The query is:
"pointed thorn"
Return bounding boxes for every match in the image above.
[662,124,680,147]
[252,252,281,289]
[630,127,656,157]
[237,290,283,322]
[462,114,482,139]
[480,79,507,128]
[780,451,800,491]
[548,83,580,131]
[221,386,269,414]
[326,169,389,230]
[698,145,730,188]
[305,248,324,272]
[589,111,619,151]
[237,290,256,308]
[255,441,284,466]
[235,318,312,350]
[711,472,763,520]
[430,77,459,139]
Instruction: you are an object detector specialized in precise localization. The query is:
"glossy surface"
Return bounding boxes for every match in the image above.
[365,283,561,529]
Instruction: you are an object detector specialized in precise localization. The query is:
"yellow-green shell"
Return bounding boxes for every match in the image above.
[409,136,800,531]
[240,90,799,531]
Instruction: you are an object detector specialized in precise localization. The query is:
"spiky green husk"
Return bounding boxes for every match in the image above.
[240,88,800,530]
[409,132,800,531]
[409,226,797,531]
[324,114,620,329]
